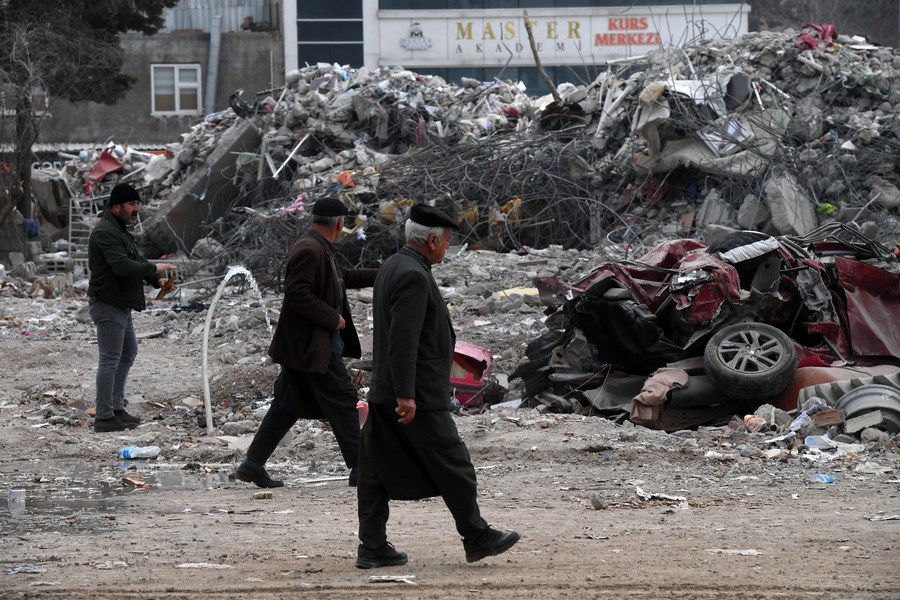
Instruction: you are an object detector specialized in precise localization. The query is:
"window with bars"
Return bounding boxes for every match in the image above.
[0,83,50,116]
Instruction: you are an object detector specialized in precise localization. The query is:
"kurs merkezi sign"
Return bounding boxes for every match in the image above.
[378,5,748,67]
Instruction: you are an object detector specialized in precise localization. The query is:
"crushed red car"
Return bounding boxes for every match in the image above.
[514,223,900,430]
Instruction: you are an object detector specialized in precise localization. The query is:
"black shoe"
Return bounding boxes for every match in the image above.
[464,527,520,563]
[348,467,358,488]
[355,543,408,569]
[94,416,137,433]
[233,461,283,488]
[114,409,141,426]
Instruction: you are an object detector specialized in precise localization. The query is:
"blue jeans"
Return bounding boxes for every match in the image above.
[89,299,138,420]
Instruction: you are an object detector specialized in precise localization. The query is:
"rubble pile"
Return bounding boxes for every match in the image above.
[25,27,897,285]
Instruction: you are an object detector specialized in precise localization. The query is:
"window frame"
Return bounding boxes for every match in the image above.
[150,63,203,117]
[0,83,50,117]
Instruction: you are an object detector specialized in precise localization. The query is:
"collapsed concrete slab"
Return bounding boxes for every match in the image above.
[142,120,260,256]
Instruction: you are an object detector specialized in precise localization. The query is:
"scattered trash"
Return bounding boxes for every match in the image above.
[706,548,762,556]
[868,514,900,522]
[804,436,837,450]
[634,485,689,509]
[252,491,273,500]
[117,445,160,459]
[810,474,835,483]
[121,476,150,489]
[368,575,417,585]
[8,565,47,575]
[175,563,233,569]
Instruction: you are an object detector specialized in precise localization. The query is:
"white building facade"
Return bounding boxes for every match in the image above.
[286,1,749,87]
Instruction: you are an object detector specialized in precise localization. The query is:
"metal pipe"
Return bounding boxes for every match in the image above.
[204,14,222,115]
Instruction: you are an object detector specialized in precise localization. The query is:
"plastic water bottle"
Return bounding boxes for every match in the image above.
[117,445,160,459]
[810,473,834,483]
[804,435,835,450]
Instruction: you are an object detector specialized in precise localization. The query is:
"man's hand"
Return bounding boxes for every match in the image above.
[337,315,346,330]
[155,263,176,275]
[396,397,416,425]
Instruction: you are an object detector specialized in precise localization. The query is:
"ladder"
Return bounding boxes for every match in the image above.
[68,188,106,279]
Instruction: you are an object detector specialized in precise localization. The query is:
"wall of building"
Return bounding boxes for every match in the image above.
[37,31,283,147]
[286,1,750,92]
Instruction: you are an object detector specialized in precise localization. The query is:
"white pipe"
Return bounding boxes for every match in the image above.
[204,14,222,115]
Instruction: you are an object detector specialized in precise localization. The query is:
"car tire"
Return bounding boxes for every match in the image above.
[704,323,797,401]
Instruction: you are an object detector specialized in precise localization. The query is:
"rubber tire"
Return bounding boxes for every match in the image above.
[704,323,797,401]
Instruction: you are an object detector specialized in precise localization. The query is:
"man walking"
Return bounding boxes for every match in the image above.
[88,183,176,433]
[234,197,377,488]
[356,203,520,568]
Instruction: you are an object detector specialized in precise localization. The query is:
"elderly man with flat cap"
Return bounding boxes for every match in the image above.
[234,197,377,488]
[355,203,520,568]
[88,183,176,432]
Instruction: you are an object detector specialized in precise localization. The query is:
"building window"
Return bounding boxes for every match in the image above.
[1,84,50,116]
[298,42,364,67]
[151,64,202,116]
[297,0,364,67]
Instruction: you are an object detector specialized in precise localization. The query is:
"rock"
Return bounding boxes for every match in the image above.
[737,194,770,230]
[765,170,819,236]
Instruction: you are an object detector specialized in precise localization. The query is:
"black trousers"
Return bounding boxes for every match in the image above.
[357,403,487,549]
[245,355,360,469]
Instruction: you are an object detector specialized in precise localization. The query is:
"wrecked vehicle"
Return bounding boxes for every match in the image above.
[514,222,900,430]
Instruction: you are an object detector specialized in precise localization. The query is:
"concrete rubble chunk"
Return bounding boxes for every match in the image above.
[764,170,819,236]
[844,410,885,435]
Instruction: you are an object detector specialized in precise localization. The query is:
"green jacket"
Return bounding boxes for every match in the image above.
[87,210,159,311]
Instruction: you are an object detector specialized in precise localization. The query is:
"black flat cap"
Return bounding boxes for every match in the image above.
[312,197,349,217]
[109,183,140,206]
[410,203,458,230]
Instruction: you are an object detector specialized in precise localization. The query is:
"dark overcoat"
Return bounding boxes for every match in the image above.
[369,247,455,410]
[268,230,377,374]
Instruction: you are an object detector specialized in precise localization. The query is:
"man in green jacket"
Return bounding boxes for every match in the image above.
[87,183,175,433]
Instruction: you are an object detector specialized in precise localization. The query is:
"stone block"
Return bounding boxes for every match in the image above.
[737,194,770,230]
[7,251,26,268]
[764,170,818,236]
[843,410,884,435]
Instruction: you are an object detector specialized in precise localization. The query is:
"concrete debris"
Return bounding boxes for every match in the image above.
[11,28,894,290]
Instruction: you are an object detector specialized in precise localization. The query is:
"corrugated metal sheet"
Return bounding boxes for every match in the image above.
[164,0,269,33]
[1,143,169,153]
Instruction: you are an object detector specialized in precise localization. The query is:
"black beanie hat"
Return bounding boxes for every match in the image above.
[109,183,140,206]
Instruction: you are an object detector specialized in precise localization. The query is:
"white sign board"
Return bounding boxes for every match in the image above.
[377,6,749,67]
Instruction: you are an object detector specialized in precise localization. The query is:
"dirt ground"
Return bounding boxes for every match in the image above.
[1,268,899,599]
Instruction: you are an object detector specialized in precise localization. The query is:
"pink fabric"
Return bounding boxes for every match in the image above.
[630,368,689,425]
[796,24,838,50]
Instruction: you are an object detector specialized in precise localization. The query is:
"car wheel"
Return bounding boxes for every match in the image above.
[704,323,797,401]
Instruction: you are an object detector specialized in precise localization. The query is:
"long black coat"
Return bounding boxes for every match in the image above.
[369,247,455,410]
[268,230,377,374]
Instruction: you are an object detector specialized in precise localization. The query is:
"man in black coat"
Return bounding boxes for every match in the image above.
[355,203,520,568]
[233,197,377,488]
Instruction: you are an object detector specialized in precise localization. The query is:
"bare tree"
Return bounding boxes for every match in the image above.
[0,0,179,226]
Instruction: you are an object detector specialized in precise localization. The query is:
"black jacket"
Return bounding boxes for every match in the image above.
[87,210,159,311]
